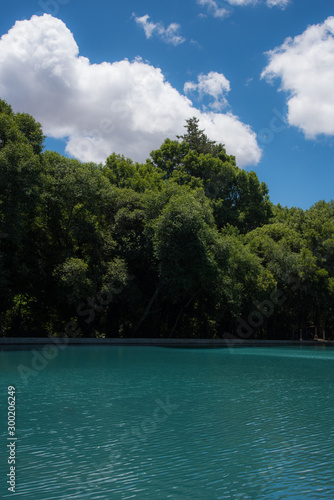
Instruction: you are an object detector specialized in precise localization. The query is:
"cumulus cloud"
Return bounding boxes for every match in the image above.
[197,0,230,19]
[184,72,231,110]
[134,14,185,46]
[261,16,334,138]
[0,14,261,166]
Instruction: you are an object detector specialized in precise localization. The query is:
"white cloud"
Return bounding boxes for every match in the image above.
[226,0,290,6]
[197,0,230,19]
[262,16,334,138]
[134,14,185,46]
[184,72,231,110]
[198,0,289,16]
[224,0,255,5]
[0,14,261,167]
[265,0,290,7]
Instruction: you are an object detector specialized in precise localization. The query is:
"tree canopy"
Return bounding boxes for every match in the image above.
[0,99,333,340]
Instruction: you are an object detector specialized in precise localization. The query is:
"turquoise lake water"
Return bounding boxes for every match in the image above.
[1,345,334,499]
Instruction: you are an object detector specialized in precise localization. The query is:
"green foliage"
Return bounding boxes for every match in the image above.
[101,258,129,296]
[54,257,94,306]
[0,100,44,154]
[0,98,333,340]
[150,130,272,232]
[104,153,164,192]
[15,113,45,155]
[0,99,13,116]
[152,190,218,300]
[177,117,235,161]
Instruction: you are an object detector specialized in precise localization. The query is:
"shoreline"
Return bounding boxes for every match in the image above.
[1,337,334,349]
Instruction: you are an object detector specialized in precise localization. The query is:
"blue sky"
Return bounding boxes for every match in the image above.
[0,0,333,209]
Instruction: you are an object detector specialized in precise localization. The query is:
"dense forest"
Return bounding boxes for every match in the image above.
[1,98,333,340]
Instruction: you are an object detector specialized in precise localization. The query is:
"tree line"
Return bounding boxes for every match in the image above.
[1,98,333,340]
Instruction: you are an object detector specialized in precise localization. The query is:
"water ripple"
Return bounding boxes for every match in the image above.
[1,346,334,499]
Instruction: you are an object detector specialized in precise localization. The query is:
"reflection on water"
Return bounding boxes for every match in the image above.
[1,346,334,499]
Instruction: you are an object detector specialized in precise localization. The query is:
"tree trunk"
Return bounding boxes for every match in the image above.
[131,282,162,337]
[169,291,199,338]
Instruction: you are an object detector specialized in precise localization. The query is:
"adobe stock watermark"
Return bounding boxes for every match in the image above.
[16,280,132,385]
[258,438,299,498]
[36,0,71,17]
[117,396,179,452]
[205,172,231,200]
[223,274,301,349]
[197,106,288,200]
[8,1,73,62]
[72,396,179,496]
[73,80,152,161]
[257,106,288,146]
